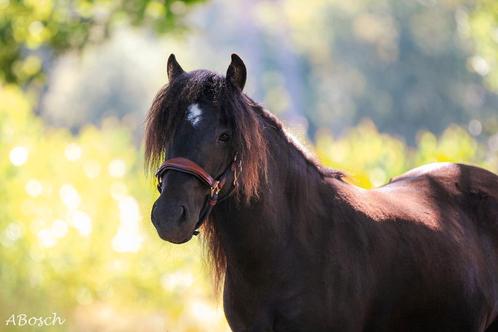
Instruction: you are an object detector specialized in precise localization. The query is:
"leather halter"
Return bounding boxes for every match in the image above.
[155,155,241,235]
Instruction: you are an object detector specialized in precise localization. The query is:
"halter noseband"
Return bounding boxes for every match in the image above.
[155,155,241,235]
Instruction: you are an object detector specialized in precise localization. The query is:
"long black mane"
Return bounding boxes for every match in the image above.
[145,69,344,286]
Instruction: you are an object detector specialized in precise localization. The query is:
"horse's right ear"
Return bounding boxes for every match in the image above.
[167,54,185,82]
[226,54,246,91]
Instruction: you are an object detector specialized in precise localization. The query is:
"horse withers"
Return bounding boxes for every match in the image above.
[145,54,498,331]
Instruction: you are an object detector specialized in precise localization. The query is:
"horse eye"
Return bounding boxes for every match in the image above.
[218,133,230,142]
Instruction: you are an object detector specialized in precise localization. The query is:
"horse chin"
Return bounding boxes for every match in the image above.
[156,224,195,244]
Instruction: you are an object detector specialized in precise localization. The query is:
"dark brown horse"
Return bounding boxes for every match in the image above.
[145,54,498,331]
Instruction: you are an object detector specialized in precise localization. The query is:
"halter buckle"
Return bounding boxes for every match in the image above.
[210,181,222,197]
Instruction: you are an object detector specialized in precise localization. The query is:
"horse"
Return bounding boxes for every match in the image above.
[145,54,498,331]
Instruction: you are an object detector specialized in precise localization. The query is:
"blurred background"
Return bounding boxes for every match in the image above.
[1,0,498,331]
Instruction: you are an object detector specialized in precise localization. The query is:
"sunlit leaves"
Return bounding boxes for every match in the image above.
[315,120,494,189]
[0,0,204,85]
[316,120,408,188]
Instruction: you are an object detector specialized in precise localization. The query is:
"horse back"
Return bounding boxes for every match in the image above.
[368,162,498,329]
[373,162,498,265]
[384,162,498,228]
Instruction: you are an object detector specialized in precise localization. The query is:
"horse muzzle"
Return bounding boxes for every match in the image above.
[151,198,196,244]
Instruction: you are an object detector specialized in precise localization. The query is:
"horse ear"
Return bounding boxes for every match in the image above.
[167,54,185,82]
[226,54,246,91]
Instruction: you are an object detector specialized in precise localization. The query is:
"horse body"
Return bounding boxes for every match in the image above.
[219,157,498,331]
[146,54,498,331]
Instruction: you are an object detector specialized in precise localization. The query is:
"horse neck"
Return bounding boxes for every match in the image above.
[212,125,347,279]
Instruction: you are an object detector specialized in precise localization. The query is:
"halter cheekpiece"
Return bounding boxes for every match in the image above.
[155,154,241,235]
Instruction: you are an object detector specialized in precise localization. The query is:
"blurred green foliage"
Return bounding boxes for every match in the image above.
[316,120,496,189]
[31,0,498,145]
[469,0,498,90]
[0,0,203,85]
[252,0,498,142]
[1,83,496,331]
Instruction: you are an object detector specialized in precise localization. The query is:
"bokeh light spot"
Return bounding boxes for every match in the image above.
[69,210,92,236]
[1,222,23,247]
[108,159,126,178]
[9,146,29,166]
[25,179,43,197]
[83,160,101,178]
[65,143,82,161]
[161,271,194,292]
[60,184,81,209]
[468,119,482,136]
[112,195,143,253]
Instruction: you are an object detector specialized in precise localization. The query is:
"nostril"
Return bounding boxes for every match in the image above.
[152,202,187,225]
[178,205,186,221]
[168,205,187,223]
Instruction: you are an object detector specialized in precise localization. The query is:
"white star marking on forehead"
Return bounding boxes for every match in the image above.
[187,103,203,127]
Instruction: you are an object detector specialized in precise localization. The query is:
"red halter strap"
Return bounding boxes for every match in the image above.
[155,157,222,191]
[155,155,240,235]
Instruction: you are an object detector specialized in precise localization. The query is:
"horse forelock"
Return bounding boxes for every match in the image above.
[144,70,270,202]
[145,70,222,173]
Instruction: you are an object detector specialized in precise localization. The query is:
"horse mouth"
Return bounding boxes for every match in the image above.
[155,227,194,244]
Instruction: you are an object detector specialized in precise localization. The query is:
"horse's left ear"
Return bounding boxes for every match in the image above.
[226,54,246,91]
[167,54,185,82]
